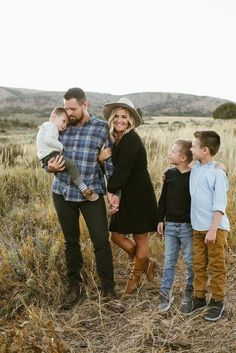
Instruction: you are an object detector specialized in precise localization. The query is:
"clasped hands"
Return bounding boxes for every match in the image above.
[107,192,120,214]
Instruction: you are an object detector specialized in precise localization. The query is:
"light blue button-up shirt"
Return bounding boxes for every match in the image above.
[190,160,230,231]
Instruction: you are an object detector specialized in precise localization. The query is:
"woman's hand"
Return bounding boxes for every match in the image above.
[98,146,112,164]
[216,161,227,173]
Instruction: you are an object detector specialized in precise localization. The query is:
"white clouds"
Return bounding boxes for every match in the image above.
[0,0,235,101]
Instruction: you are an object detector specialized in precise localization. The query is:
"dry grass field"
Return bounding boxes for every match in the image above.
[0,117,235,353]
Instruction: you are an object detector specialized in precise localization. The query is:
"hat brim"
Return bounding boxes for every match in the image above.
[103,102,142,128]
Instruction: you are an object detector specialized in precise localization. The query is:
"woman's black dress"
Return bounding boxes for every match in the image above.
[107,129,158,234]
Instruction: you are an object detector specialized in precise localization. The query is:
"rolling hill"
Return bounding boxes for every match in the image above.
[0,86,231,119]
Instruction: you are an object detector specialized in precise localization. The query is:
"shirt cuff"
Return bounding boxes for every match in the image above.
[212,206,225,214]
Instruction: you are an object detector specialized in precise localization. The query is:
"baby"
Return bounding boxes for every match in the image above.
[36,106,98,201]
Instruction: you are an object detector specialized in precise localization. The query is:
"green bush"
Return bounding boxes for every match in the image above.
[213,102,236,119]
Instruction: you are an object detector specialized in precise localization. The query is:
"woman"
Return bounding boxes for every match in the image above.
[102,97,158,294]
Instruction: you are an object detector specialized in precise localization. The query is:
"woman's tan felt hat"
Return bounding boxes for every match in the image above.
[103,97,142,127]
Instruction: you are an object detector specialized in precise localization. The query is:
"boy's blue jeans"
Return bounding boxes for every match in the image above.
[161,222,193,295]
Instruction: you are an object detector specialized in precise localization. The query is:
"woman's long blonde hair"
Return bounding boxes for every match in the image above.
[108,107,136,143]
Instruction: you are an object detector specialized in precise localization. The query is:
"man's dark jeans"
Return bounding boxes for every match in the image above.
[53,193,115,292]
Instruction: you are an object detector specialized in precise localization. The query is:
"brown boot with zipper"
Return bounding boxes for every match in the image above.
[145,257,158,282]
[124,256,148,294]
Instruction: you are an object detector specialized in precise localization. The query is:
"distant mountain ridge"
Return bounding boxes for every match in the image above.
[0,86,231,118]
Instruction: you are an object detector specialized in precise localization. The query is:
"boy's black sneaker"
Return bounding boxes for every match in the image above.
[180,288,193,314]
[204,299,224,322]
[158,291,174,312]
[191,297,207,314]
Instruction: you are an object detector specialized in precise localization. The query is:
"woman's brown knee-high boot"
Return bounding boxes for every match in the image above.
[145,257,158,282]
[124,256,148,294]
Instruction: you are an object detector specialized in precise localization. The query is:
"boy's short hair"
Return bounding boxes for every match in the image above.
[175,139,193,163]
[63,87,86,104]
[51,106,68,117]
[194,130,220,156]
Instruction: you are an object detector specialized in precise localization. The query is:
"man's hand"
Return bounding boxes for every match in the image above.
[107,192,120,214]
[48,155,65,173]
[204,229,217,244]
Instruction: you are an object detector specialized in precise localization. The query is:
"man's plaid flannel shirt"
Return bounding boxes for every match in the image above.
[52,115,113,202]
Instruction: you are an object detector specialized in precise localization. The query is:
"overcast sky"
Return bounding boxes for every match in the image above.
[1,0,235,101]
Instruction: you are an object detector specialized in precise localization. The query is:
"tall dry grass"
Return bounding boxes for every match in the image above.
[0,119,235,352]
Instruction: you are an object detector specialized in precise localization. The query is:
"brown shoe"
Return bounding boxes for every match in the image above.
[145,257,157,282]
[101,289,125,313]
[101,289,119,302]
[63,284,84,309]
[124,257,148,294]
[104,300,126,313]
[81,188,99,202]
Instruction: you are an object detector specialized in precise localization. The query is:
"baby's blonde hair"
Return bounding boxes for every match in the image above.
[49,106,68,121]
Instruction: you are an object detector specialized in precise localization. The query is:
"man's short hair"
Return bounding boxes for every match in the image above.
[194,130,220,156]
[63,87,86,104]
[175,139,193,163]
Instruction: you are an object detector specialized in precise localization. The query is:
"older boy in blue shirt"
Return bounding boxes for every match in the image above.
[189,130,230,321]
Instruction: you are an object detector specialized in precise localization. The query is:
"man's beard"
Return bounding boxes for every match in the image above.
[69,113,83,126]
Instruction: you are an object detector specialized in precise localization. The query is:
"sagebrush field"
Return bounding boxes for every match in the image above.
[0,117,235,353]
